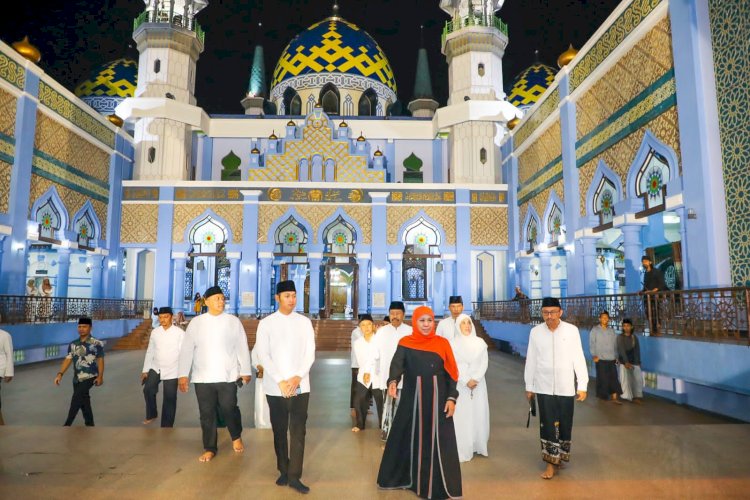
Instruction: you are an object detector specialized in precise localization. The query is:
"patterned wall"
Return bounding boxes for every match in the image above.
[386,206,456,245]
[172,204,244,244]
[120,204,158,244]
[518,121,562,185]
[471,207,508,246]
[253,115,384,183]
[0,86,16,214]
[257,204,372,244]
[514,88,560,148]
[28,174,108,239]
[0,50,25,90]
[578,107,681,216]
[709,0,750,285]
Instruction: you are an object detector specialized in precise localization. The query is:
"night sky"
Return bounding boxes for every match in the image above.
[1,0,621,114]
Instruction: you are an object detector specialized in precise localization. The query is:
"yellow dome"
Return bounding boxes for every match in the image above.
[507,63,556,110]
[557,44,579,68]
[271,17,397,94]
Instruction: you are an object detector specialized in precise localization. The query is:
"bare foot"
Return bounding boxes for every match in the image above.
[232,438,244,453]
[142,418,156,425]
[541,463,555,479]
[199,451,215,462]
[610,398,623,405]
[352,427,361,432]
[633,398,643,405]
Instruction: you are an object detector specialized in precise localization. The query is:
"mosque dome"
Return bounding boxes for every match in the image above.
[12,36,41,63]
[74,58,138,116]
[269,14,397,117]
[506,62,556,112]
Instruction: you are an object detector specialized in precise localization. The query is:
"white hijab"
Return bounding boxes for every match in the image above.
[450,313,487,362]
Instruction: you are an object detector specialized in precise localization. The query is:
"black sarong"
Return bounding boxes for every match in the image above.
[594,359,622,399]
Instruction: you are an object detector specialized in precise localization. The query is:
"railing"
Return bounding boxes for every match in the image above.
[473,287,750,344]
[133,10,205,45]
[0,296,153,325]
[442,14,508,45]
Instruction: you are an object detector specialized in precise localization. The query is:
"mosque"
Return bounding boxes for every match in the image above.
[0,0,745,321]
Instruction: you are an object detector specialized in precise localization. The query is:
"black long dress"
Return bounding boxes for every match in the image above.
[377,345,462,499]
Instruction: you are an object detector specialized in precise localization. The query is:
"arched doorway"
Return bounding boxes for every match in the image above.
[322,215,358,319]
[401,217,441,303]
[274,216,310,313]
[185,215,229,310]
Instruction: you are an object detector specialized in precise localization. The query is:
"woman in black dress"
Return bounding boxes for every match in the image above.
[377,306,462,499]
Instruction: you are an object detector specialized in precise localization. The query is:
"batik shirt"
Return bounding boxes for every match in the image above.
[66,336,104,383]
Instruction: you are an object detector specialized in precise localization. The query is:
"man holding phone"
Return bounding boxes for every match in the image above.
[253,280,316,494]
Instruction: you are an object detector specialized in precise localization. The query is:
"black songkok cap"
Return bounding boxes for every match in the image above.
[78,317,92,325]
[541,297,561,308]
[158,306,173,315]
[276,280,296,294]
[388,301,405,311]
[204,286,224,299]
[358,314,374,323]
[449,296,463,304]
[641,255,652,262]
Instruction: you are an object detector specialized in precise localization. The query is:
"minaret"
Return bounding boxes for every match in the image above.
[408,28,439,118]
[439,0,511,184]
[128,0,207,180]
[242,40,268,115]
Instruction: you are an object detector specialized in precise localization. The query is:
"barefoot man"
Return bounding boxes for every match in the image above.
[178,286,252,462]
[524,297,588,479]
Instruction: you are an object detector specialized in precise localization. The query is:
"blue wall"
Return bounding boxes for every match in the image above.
[482,320,750,422]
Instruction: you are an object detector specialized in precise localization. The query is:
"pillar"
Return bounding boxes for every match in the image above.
[517,256,532,297]
[89,254,105,299]
[56,248,72,297]
[171,255,187,313]
[153,187,175,308]
[308,256,322,317]
[539,251,552,297]
[369,192,390,315]
[259,255,273,314]
[357,255,370,313]
[676,206,690,288]
[579,237,599,295]
[228,254,240,314]
[443,258,456,309]
[389,255,402,304]
[239,190,261,315]
[621,224,644,293]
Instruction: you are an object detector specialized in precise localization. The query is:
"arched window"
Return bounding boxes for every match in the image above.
[358,89,377,116]
[526,217,539,253]
[320,83,340,115]
[74,210,98,247]
[593,176,618,226]
[36,198,62,239]
[322,215,357,254]
[480,147,487,164]
[547,203,563,246]
[189,215,227,253]
[283,88,302,115]
[154,59,161,73]
[274,216,308,254]
[401,217,441,302]
[635,148,670,211]
[148,147,156,163]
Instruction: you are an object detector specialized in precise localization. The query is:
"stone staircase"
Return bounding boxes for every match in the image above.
[111,320,153,350]
[241,317,357,351]
[472,318,497,350]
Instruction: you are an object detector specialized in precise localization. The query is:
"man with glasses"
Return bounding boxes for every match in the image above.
[178,286,252,462]
[524,297,588,480]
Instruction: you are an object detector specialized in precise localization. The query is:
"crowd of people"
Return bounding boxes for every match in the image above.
[0,277,656,498]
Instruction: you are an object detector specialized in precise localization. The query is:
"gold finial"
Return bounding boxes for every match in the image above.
[557,44,579,69]
[12,36,41,63]
[287,120,296,127]
[356,131,366,142]
[508,117,520,130]
[107,114,124,127]
[269,130,278,140]
[373,147,383,157]
[339,120,348,128]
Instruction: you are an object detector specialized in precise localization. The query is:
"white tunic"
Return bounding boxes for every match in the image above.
[450,314,489,462]
[142,325,185,379]
[0,329,13,377]
[251,347,272,429]
[350,327,362,368]
[375,323,411,389]
[436,316,457,341]
[253,310,316,397]
[352,336,382,389]
[524,320,589,397]
[178,312,252,383]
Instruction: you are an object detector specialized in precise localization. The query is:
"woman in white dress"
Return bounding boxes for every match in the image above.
[450,313,489,462]
[250,346,272,429]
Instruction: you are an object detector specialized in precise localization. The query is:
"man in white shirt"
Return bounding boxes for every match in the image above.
[0,328,13,425]
[141,306,184,427]
[351,314,383,432]
[254,280,316,495]
[524,297,588,480]
[436,295,464,340]
[376,301,411,436]
[349,321,362,413]
[178,286,252,463]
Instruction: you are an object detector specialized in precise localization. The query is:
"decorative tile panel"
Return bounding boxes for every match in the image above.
[172,204,243,244]
[471,207,508,246]
[29,174,108,238]
[518,120,562,185]
[578,107,681,216]
[120,204,158,244]
[0,159,10,214]
[530,181,565,231]
[514,88,560,148]
[0,50,25,89]
[569,0,664,92]
[577,16,673,140]
[0,87,17,136]
[709,0,750,285]
[386,206,456,245]
[258,205,289,243]
[37,81,115,149]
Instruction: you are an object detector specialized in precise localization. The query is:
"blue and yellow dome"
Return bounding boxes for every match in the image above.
[507,63,556,110]
[74,58,138,115]
[271,17,397,94]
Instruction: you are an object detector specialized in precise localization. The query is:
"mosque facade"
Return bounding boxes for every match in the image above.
[0,0,747,320]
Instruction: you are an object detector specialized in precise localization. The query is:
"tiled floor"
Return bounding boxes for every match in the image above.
[0,350,748,499]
